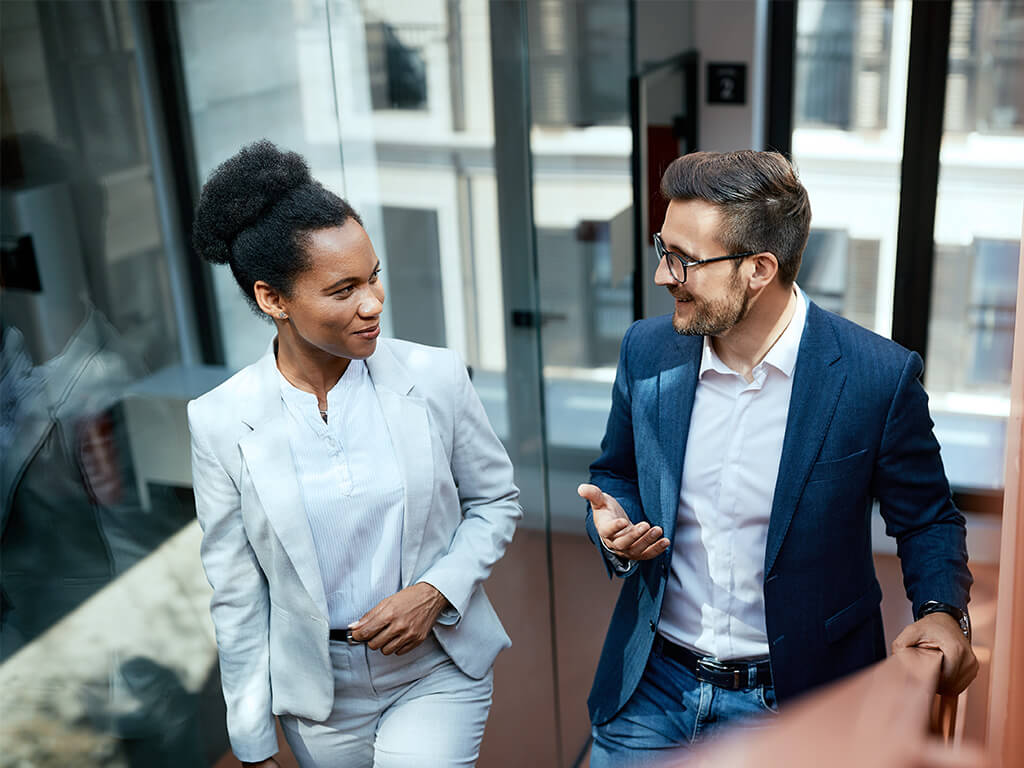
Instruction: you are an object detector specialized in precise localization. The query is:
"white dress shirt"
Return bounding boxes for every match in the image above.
[278,359,405,629]
[658,287,807,660]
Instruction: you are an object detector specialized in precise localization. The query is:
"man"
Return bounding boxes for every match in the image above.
[578,150,977,766]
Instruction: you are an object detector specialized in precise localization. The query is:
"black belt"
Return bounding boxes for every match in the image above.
[329,628,364,645]
[656,636,773,690]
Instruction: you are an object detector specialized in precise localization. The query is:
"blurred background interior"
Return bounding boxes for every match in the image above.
[1,0,1022,765]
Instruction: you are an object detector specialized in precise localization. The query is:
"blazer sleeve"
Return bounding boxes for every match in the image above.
[586,321,645,578]
[415,351,522,620]
[188,403,278,763]
[872,351,973,615]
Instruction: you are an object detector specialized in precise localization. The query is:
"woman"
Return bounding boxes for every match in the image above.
[188,140,521,767]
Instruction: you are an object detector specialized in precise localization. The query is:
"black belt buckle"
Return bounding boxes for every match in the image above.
[695,657,744,690]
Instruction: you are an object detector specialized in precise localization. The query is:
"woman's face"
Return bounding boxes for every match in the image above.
[279,221,385,361]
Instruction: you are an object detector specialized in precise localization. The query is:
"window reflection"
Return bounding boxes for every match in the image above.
[2,2,220,766]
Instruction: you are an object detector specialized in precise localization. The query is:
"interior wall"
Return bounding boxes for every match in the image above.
[634,0,765,152]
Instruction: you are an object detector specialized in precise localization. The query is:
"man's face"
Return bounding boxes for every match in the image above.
[655,199,750,336]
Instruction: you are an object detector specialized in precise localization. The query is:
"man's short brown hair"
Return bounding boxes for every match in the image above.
[660,150,811,285]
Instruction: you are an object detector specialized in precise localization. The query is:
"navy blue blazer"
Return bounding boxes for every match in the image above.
[586,299,972,724]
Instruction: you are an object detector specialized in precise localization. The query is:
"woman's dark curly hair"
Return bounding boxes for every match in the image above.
[192,139,363,314]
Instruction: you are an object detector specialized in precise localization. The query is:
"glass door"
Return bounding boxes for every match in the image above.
[177,0,557,764]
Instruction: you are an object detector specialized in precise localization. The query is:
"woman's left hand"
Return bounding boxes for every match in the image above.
[348,583,451,655]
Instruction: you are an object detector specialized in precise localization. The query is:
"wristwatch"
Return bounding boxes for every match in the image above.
[917,600,971,642]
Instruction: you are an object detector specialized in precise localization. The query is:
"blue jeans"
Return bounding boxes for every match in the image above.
[590,640,779,767]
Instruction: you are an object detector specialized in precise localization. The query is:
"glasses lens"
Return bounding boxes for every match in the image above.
[671,258,686,283]
[655,235,685,283]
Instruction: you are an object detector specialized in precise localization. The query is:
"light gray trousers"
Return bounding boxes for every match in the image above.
[280,634,493,767]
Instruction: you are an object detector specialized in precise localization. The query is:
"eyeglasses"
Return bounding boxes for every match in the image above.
[654,232,758,284]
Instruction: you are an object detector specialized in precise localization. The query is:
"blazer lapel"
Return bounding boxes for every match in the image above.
[764,303,846,576]
[238,349,328,618]
[656,334,701,541]
[367,342,434,588]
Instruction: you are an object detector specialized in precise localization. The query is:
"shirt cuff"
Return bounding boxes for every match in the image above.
[600,538,634,574]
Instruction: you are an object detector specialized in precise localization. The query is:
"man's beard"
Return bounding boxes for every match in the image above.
[672,270,750,336]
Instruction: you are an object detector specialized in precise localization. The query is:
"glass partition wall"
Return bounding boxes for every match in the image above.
[1,3,220,767]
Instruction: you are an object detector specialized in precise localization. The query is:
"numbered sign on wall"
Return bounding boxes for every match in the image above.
[706,62,746,105]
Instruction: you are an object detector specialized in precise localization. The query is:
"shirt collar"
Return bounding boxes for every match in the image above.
[761,285,806,378]
[698,285,807,380]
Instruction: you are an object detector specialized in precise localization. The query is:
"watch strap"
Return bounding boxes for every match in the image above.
[917,600,971,640]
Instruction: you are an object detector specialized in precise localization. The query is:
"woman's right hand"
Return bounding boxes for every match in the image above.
[241,759,280,768]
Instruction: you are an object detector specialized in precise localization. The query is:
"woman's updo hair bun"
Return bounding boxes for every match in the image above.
[193,140,311,265]
[192,139,362,314]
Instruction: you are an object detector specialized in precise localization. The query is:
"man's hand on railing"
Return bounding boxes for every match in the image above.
[891,613,979,696]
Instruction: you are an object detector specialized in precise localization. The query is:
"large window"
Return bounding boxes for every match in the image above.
[795,0,894,131]
[791,0,910,337]
[925,0,1024,492]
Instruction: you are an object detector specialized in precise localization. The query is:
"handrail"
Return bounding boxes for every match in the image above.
[932,691,959,744]
[671,648,987,767]
[986,205,1024,768]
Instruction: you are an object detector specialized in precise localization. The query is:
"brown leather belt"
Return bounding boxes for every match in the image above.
[656,636,773,690]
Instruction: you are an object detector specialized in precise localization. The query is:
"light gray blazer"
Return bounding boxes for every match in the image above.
[187,338,521,761]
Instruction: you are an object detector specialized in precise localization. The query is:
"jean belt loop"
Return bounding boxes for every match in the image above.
[748,664,757,688]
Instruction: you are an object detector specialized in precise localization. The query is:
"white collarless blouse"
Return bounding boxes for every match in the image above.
[278,359,405,628]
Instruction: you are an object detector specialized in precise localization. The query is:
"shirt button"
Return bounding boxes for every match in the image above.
[649,620,656,632]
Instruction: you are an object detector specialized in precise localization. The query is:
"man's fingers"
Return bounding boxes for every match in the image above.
[940,647,978,695]
[597,517,630,541]
[624,527,666,559]
[636,537,671,560]
[578,483,605,509]
[606,525,668,561]
[607,521,650,549]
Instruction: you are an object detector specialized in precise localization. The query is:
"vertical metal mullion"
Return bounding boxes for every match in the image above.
[766,0,797,156]
[891,0,953,363]
[488,0,548,490]
[488,1,562,763]
[141,1,224,365]
[629,70,644,322]
[628,0,643,325]
[129,2,200,366]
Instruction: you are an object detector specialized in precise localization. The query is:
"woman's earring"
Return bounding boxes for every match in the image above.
[279,312,288,319]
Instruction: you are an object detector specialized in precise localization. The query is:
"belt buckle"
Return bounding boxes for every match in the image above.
[696,657,743,690]
[344,629,362,645]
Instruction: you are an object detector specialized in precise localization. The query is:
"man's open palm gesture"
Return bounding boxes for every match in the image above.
[579,484,670,561]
